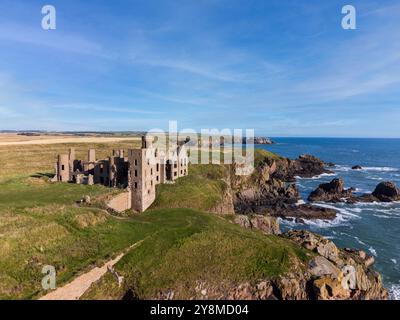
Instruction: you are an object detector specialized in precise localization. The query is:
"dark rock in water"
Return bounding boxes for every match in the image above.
[351,181,400,203]
[308,179,400,204]
[371,181,400,202]
[308,178,355,202]
[352,165,363,170]
[231,155,337,220]
[295,154,334,177]
[271,204,337,220]
[272,154,334,182]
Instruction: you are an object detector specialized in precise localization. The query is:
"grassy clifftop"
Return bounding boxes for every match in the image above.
[150,164,229,212]
[0,143,303,300]
[0,176,310,300]
[151,149,283,213]
[82,208,310,300]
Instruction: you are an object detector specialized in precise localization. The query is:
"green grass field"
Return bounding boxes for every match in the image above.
[150,164,229,212]
[0,140,140,181]
[82,208,310,300]
[0,141,308,300]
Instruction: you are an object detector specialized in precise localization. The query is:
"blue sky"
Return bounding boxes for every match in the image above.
[0,0,400,137]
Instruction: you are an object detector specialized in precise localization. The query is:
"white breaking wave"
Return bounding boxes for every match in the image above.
[279,203,361,229]
[315,203,361,219]
[354,188,372,194]
[344,233,367,246]
[373,214,394,219]
[391,259,397,264]
[389,284,400,300]
[334,165,351,172]
[368,247,377,257]
[334,165,398,172]
[367,176,384,181]
[295,172,337,180]
[362,166,398,172]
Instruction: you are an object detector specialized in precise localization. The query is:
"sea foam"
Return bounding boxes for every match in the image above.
[389,284,400,300]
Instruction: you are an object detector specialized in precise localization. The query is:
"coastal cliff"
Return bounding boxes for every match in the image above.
[226,150,337,221]
[113,149,388,300]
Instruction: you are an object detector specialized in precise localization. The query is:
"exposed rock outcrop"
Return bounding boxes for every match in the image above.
[308,179,400,204]
[210,183,235,215]
[271,204,337,221]
[352,165,363,170]
[180,231,388,300]
[272,154,334,182]
[158,280,277,300]
[371,181,400,202]
[233,214,281,235]
[308,178,355,202]
[228,153,339,221]
[284,230,388,300]
[153,229,387,300]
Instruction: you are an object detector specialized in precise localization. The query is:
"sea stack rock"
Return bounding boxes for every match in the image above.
[308,178,355,202]
[371,181,400,202]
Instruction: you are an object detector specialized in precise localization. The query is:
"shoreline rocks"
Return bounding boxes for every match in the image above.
[308,179,400,204]
[232,154,339,221]
[270,204,337,221]
[371,181,400,202]
[233,214,281,235]
[308,178,355,202]
[352,165,363,170]
[272,154,334,182]
[284,230,388,300]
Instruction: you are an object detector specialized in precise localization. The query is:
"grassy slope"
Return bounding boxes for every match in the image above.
[82,208,310,300]
[150,164,229,212]
[0,143,304,300]
[0,140,139,299]
[0,177,150,299]
[150,149,283,212]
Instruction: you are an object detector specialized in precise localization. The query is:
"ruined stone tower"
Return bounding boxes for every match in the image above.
[54,135,189,213]
[128,136,160,212]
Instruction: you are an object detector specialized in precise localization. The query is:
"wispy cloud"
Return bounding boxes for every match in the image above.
[0,0,399,137]
[0,22,107,57]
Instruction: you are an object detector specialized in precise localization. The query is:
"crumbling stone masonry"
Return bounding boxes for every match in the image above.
[53,135,189,212]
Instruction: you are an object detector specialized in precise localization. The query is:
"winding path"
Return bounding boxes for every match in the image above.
[39,240,143,300]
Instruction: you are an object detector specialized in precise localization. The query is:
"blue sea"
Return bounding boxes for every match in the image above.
[259,138,400,300]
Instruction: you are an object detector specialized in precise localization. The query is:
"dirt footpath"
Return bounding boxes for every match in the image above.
[39,241,142,300]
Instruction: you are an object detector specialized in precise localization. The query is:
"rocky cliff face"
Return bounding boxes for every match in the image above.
[272,154,334,182]
[233,214,281,235]
[227,154,337,221]
[282,230,388,300]
[156,230,387,300]
[203,152,388,300]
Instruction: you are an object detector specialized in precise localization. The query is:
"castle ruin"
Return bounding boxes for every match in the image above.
[53,136,189,212]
